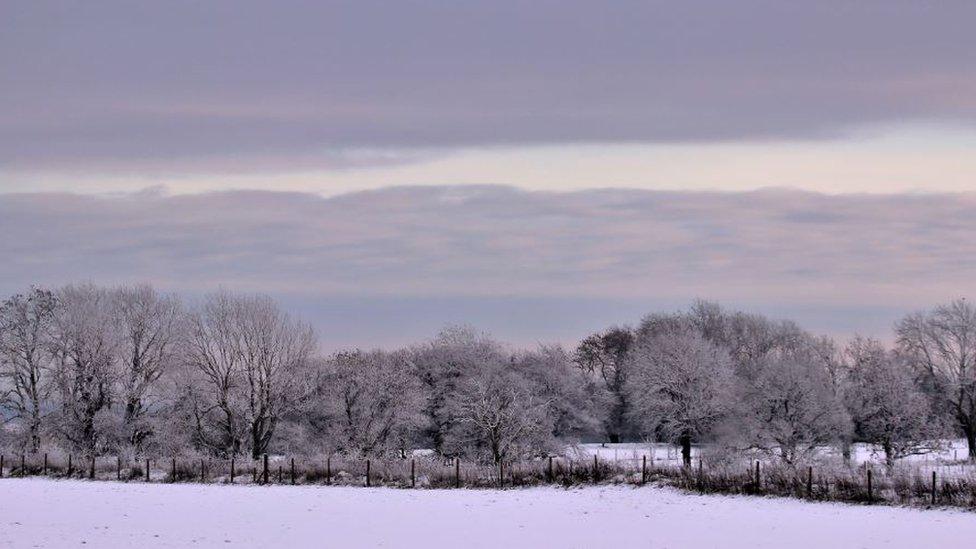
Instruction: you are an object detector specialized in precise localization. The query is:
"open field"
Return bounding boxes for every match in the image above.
[576,440,973,468]
[1,479,974,548]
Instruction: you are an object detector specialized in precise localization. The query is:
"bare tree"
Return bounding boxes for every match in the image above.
[739,346,851,465]
[0,288,58,452]
[184,292,316,459]
[181,294,241,457]
[112,284,183,454]
[844,337,944,468]
[6,286,967,471]
[516,345,601,441]
[453,362,554,464]
[49,285,119,456]
[410,326,504,455]
[897,299,976,460]
[573,327,633,442]
[311,349,425,457]
[625,331,734,466]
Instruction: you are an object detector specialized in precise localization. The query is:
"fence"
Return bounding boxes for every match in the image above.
[1,452,974,509]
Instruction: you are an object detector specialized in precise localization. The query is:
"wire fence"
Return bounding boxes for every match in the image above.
[2,451,975,509]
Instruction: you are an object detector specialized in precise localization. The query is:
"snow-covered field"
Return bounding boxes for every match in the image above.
[576,439,972,468]
[1,479,974,548]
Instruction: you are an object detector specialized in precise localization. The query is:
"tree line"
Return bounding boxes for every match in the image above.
[1,284,974,468]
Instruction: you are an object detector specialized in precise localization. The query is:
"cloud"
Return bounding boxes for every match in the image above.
[2,185,973,308]
[2,1,975,175]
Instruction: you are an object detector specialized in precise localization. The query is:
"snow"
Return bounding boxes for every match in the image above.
[576,439,973,468]
[1,479,974,548]
[576,442,705,465]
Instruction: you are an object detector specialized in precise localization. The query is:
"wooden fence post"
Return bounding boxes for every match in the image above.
[365,459,371,487]
[498,460,504,488]
[117,456,121,480]
[593,454,598,482]
[866,469,873,503]
[21,455,25,477]
[549,456,554,483]
[262,454,269,485]
[201,459,206,483]
[1,455,4,478]
[931,471,937,505]
[807,466,813,498]
[89,456,95,480]
[754,460,760,491]
[171,457,176,482]
[277,465,282,484]
[290,458,295,485]
[230,458,235,484]
[44,453,48,476]
[411,459,416,488]
[145,458,150,482]
[326,456,332,485]
[455,458,460,488]
[67,454,73,477]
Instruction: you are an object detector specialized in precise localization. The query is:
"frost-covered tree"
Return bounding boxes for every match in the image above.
[516,345,601,441]
[690,302,810,383]
[0,288,58,452]
[183,292,316,459]
[844,337,943,468]
[49,285,119,456]
[410,326,504,455]
[739,346,851,465]
[897,299,976,460]
[573,327,633,442]
[111,285,183,454]
[311,349,425,457]
[634,301,802,382]
[453,361,555,464]
[625,331,734,466]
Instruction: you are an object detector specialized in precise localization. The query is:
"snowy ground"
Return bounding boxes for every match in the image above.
[1,479,974,548]
[576,439,972,469]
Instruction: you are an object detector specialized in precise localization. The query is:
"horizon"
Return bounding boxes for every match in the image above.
[2,183,962,351]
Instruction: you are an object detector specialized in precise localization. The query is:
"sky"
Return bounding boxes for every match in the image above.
[2,1,975,349]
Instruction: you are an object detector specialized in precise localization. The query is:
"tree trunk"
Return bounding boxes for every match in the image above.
[679,433,692,467]
[124,397,140,447]
[27,382,42,453]
[882,440,895,470]
[841,439,852,465]
[251,421,263,461]
[608,390,628,443]
[81,405,98,457]
[490,432,502,465]
[28,406,41,454]
[220,405,237,458]
[966,426,976,461]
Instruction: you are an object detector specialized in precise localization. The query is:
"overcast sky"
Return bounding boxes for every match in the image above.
[2,1,975,348]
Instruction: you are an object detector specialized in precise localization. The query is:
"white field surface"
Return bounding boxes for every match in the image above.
[576,439,971,464]
[575,440,974,476]
[1,479,974,548]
